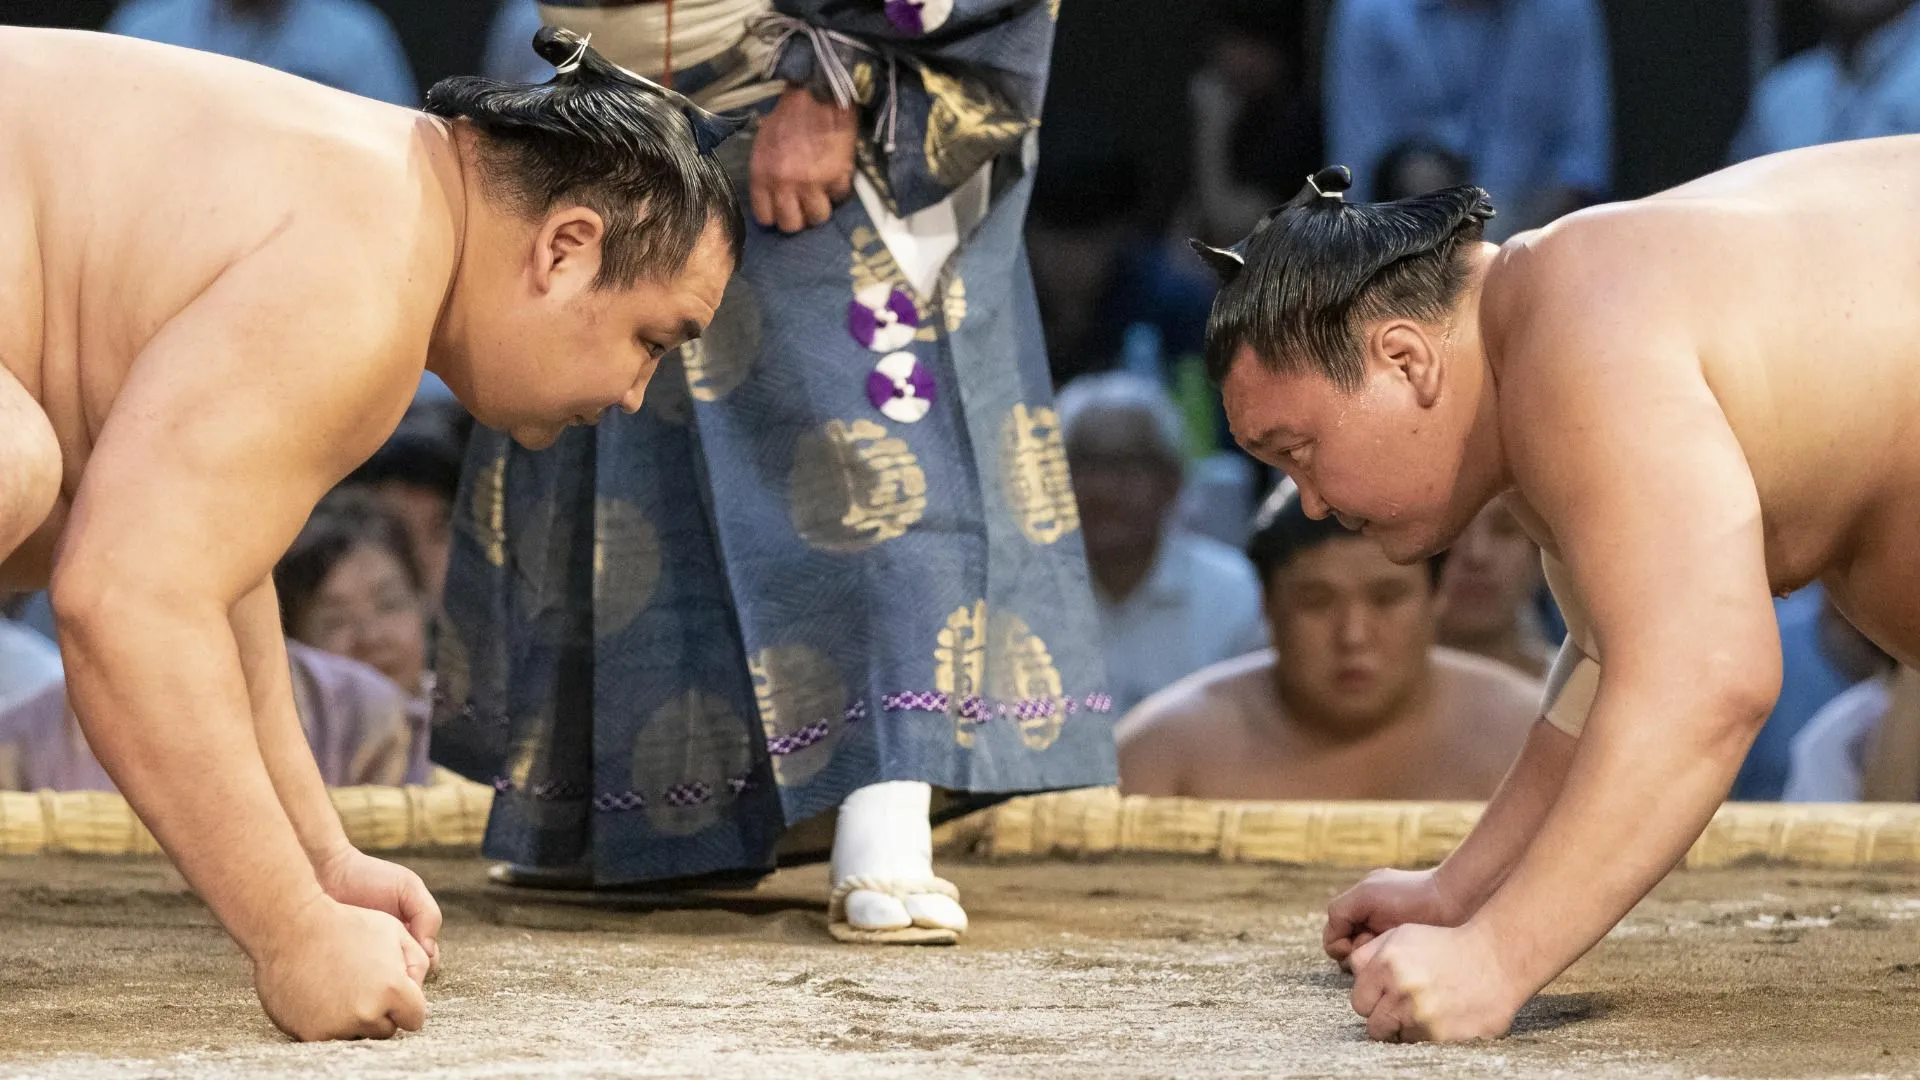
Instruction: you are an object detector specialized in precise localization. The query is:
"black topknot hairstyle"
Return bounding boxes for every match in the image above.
[1194,165,1495,390]
[425,26,746,288]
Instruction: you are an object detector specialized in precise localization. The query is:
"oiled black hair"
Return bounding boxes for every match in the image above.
[1246,483,1445,590]
[425,26,745,287]
[1196,166,1494,390]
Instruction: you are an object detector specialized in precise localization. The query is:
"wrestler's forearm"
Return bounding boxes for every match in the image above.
[1433,719,1577,916]
[57,594,325,956]
[1468,685,1760,996]
[231,581,353,866]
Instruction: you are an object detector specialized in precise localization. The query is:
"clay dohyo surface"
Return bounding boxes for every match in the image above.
[3,854,1919,1078]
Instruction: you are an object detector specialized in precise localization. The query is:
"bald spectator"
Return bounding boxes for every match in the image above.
[1117,485,1540,800]
[1061,372,1267,717]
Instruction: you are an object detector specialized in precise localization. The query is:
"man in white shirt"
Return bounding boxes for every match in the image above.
[1059,371,1266,717]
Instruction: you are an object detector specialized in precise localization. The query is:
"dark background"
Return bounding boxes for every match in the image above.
[0,0,1834,202]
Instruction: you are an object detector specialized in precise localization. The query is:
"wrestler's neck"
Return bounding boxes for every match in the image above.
[422,122,480,388]
[1455,241,1519,495]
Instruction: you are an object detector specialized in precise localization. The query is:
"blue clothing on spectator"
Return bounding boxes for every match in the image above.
[1324,0,1612,215]
[1731,1,1920,160]
[481,0,553,84]
[1731,585,1854,800]
[108,0,418,106]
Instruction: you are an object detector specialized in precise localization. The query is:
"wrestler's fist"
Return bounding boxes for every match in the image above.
[315,847,442,973]
[1324,867,1465,971]
[254,899,430,1041]
[751,87,857,233]
[1349,923,1524,1043]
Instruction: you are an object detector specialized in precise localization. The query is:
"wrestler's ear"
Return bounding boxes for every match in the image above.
[533,205,607,291]
[1374,321,1445,408]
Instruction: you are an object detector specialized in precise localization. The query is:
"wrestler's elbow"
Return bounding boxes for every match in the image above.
[49,551,225,666]
[1674,636,1781,752]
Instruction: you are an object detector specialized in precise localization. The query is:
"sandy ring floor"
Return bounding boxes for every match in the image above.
[3,855,1920,1078]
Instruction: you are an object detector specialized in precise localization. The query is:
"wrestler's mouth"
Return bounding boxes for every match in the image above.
[1334,511,1366,532]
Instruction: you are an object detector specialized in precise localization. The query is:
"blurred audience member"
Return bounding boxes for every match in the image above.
[1372,137,1474,202]
[1733,584,1855,798]
[0,597,60,719]
[1732,0,1920,161]
[1061,372,1266,718]
[1324,0,1612,238]
[340,423,463,600]
[107,0,418,106]
[276,491,430,703]
[1783,599,1898,801]
[2,492,431,791]
[1117,484,1539,800]
[482,0,551,84]
[1184,0,1324,249]
[0,638,424,791]
[1436,496,1553,679]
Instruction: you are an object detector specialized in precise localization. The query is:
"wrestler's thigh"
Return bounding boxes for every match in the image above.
[0,363,61,581]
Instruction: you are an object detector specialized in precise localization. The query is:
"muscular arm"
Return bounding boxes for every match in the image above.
[231,579,352,864]
[51,226,420,960]
[1466,270,1780,1003]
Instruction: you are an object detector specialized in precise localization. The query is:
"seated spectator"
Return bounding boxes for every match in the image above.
[1436,496,1555,679]
[1116,484,1540,800]
[1784,599,1899,802]
[1371,138,1473,202]
[1325,0,1612,238]
[1732,0,1920,162]
[1060,372,1267,717]
[107,0,418,106]
[276,491,430,701]
[339,421,463,600]
[0,639,425,791]
[1,493,432,790]
[0,598,60,715]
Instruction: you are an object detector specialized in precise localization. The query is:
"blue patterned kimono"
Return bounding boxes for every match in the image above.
[430,0,1115,885]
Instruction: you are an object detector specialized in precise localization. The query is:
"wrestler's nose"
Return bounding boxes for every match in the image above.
[617,387,647,415]
[1296,483,1333,521]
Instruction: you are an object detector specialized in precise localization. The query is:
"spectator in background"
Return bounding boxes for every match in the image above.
[2,494,431,790]
[0,596,60,711]
[340,423,462,601]
[1184,0,1325,250]
[1117,484,1539,800]
[1732,0,1920,161]
[1721,0,1920,799]
[1060,372,1266,718]
[482,0,551,85]
[1372,137,1474,202]
[1436,496,1554,679]
[1783,599,1898,801]
[1324,0,1612,239]
[107,0,419,106]
[277,491,430,704]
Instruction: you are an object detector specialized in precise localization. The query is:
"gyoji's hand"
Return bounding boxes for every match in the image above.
[750,87,857,233]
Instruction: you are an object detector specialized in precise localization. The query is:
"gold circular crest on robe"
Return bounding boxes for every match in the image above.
[681,277,762,402]
[751,643,847,788]
[788,418,928,552]
[429,609,470,722]
[592,496,662,639]
[501,725,574,827]
[1000,403,1080,545]
[468,447,509,568]
[632,689,758,837]
[933,601,1065,750]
